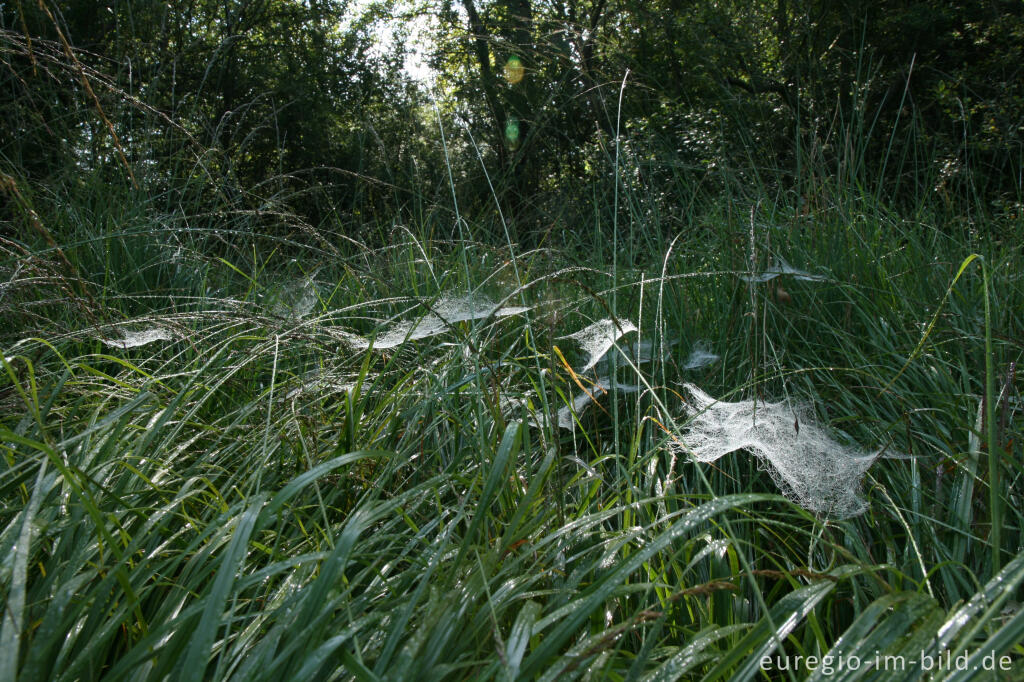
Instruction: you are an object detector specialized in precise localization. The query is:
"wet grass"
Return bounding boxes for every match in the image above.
[2,164,1024,681]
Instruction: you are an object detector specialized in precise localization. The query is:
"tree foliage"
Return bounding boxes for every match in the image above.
[433,0,1022,223]
[2,0,1022,234]
[2,0,431,226]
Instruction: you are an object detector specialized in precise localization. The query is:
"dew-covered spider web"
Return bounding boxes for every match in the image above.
[682,341,719,370]
[739,258,826,283]
[559,318,638,373]
[672,384,877,518]
[353,293,530,350]
[557,378,641,429]
[100,327,176,349]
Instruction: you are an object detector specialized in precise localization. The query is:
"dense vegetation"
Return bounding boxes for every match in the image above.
[2,1,1022,680]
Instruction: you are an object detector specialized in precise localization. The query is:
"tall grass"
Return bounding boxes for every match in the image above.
[2,48,1024,682]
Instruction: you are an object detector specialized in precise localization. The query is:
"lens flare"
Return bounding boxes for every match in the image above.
[503,55,524,84]
[505,116,520,146]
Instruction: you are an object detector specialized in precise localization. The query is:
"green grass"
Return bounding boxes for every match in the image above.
[2,148,1024,681]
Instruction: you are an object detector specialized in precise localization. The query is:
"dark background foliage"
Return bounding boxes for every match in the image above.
[3,0,1022,238]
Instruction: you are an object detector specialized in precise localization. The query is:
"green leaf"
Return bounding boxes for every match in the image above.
[0,462,51,682]
[177,497,265,682]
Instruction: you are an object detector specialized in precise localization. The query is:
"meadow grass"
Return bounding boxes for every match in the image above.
[2,146,1023,682]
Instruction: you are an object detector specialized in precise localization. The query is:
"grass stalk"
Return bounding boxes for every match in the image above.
[983,259,1002,575]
